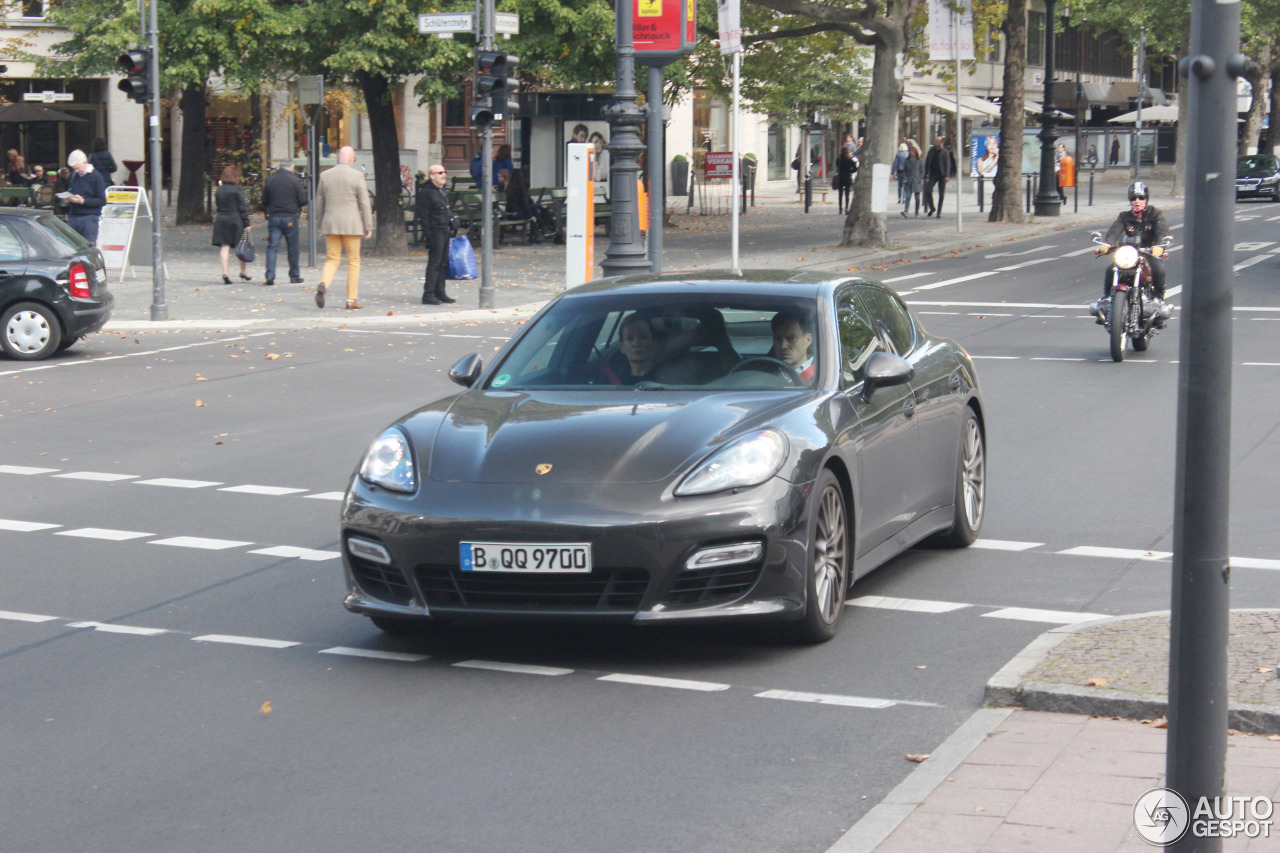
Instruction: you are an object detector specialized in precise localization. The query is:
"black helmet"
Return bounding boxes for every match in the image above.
[1128,181,1149,201]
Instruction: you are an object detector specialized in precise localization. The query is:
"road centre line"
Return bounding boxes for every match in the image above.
[67,621,167,636]
[0,465,59,475]
[881,272,931,283]
[54,471,139,482]
[1234,256,1269,271]
[219,485,309,496]
[849,595,968,613]
[973,539,1044,551]
[0,333,270,377]
[1058,545,1172,561]
[0,609,59,622]
[135,478,224,489]
[250,545,341,561]
[912,271,998,291]
[56,528,153,541]
[0,519,60,531]
[985,245,1057,259]
[1062,245,1101,257]
[150,536,255,550]
[2,466,336,501]
[755,690,924,709]
[994,260,1045,272]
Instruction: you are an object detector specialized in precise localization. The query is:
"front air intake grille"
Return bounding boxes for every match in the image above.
[415,565,649,611]
[662,564,763,606]
[349,555,414,606]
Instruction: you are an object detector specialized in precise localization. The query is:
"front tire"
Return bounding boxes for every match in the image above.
[2,302,62,361]
[1109,290,1128,362]
[935,409,986,547]
[786,470,849,644]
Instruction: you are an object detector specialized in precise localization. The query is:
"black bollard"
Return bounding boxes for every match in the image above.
[804,174,812,213]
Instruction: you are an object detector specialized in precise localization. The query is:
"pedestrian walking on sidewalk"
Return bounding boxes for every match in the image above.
[313,145,373,311]
[211,165,251,285]
[260,158,308,286]
[892,141,910,203]
[923,136,952,217]
[1056,143,1075,204]
[64,149,108,244]
[833,148,857,215]
[420,163,457,306]
[900,143,924,217]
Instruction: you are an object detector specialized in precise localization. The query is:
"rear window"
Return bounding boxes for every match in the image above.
[22,213,92,257]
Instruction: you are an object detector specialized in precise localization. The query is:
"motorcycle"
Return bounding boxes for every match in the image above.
[1089,232,1174,362]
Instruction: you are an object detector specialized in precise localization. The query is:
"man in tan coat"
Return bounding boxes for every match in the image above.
[314,145,373,310]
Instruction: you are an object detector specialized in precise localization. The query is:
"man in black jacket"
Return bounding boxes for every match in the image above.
[922,136,953,217]
[1090,181,1172,325]
[421,164,457,305]
[260,159,308,286]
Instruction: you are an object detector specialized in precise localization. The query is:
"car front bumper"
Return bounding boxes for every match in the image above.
[340,474,814,626]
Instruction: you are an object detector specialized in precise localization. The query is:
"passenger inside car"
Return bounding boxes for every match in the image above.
[615,313,658,384]
[769,309,816,382]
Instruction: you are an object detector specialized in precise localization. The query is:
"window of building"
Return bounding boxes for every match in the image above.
[22,0,44,18]
[1027,10,1044,67]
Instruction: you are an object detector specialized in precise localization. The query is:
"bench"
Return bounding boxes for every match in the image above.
[0,186,33,206]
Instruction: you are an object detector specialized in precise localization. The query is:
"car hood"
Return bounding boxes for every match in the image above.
[425,390,804,484]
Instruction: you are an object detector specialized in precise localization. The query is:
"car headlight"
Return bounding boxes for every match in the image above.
[359,429,417,493]
[1113,244,1140,270]
[1261,176,1279,184]
[675,429,788,496]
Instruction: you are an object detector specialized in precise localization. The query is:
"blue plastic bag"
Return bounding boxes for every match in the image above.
[447,235,478,280]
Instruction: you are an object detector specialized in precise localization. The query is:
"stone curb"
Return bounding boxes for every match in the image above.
[983,609,1280,735]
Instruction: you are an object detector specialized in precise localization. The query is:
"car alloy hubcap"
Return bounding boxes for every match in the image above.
[962,419,985,530]
[6,310,51,354]
[813,485,847,622]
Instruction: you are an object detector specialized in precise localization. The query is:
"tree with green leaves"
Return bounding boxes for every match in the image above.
[32,0,293,225]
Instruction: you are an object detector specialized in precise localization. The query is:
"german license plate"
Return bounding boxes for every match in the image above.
[460,542,592,573]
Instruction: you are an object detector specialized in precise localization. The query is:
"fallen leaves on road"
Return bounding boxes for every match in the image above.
[1084,676,1108,687]
[195,399,206,407]
[264,353,280,360]
[259,701,272,715]
[904,754,930,763]
[1255,667,1274,674]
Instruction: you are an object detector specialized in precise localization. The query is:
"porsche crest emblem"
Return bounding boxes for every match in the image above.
[535,464,553,476]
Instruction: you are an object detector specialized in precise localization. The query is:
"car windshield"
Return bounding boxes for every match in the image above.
[486,291,821,391]
[1238,156,1278,172]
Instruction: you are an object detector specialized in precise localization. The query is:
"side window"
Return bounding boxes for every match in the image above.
[856,286,916,356]
[835,288,883,385]
[0,223,25,262]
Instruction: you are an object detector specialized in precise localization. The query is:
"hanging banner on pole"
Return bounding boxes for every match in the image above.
[927,0,974,61]
[634,0,697,66]
[97,185,154,281]
[717,0,741,55]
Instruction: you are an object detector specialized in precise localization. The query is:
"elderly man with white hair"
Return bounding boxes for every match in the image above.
[64,149,108,243]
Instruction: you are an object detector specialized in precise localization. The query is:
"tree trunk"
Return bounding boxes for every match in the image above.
[1240,51,1269,155]
[840,15,906,248]
[1264,66,1280,154]
[989,0,1027,223]
[357,70,409,258]
[176,82,210,226]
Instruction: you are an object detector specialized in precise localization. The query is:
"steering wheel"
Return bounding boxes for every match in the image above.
[728,356,803,386]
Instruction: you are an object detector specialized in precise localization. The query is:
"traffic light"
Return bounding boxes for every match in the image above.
[117,49,150,104]
[490,53,520,118]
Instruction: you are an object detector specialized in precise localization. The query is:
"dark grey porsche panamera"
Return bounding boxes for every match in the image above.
[341,271,985,643]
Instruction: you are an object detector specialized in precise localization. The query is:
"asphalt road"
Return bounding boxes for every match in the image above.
[2,204,1278,852]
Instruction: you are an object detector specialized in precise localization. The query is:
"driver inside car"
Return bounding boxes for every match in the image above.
[769,309,816,383]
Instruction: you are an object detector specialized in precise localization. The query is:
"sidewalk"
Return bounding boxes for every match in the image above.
[102,164,1176,332]
[832,610,1280,853]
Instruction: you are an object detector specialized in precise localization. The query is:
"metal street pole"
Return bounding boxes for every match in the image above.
[1134,26,1146,180]
[1033,0,1062,216]
[954,6,962,233]
[600,0,650,276]
[146,0,166,320]
[478,0,495,308]
[647,65,663,273]
[1165,1,1242,848]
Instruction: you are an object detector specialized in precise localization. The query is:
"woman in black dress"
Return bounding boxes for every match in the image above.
[502,169,555,243]
[833,148,858,214]
[211,165,251,284]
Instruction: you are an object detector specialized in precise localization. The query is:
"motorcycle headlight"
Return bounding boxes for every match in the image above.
[359,428,417,493]
[1113,245,1140,270]
[675,429,789,496]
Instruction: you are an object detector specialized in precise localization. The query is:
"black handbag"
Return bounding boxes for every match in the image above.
[234,228,255,263]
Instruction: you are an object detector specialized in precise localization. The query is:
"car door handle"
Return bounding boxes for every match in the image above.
[949,373,962,390]
[902,398,915,418]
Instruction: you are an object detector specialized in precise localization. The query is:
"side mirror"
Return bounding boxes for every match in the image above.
[448,353,483,388]
[861,351,914,402]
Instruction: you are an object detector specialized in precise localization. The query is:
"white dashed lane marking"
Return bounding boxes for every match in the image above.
[135,478,224,489]
[983,607,1108,624]
[454,660,573,676]
[755,690,933,709]
[0,610,59,622]
[850,595,968,614]
[320,647,430,663]
[149,536,255,551]
[55,528,154,541]
[0,465,340,503]
[219,485,309,496]
[67,621,168,636]
[973,539,1044,551]
[0,519,60,532]
[0,465,59,475]
[249,546,342,561]
[54,472,139,482]
[192,634,300,649]
[598,673,732,692]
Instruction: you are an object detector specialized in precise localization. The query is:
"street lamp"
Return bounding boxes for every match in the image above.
[1033,0,1062,216]
[600,0,650,276]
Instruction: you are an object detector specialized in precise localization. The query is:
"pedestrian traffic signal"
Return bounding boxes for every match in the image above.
[471,102,495,129]
[117,49,150,104]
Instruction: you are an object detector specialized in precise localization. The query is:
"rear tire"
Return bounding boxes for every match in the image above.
[785,470,849,644]
[1109,290,1128,362]
[935,409,986,547]
[2,301,62,361]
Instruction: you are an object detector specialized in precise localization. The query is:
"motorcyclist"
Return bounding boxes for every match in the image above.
[1090,181,1171,325]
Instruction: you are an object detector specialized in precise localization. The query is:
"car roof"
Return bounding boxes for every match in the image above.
[567,269,885,298]
[0,208,47,218]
